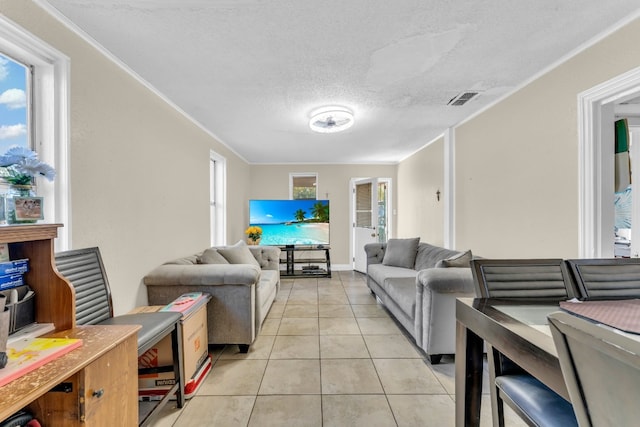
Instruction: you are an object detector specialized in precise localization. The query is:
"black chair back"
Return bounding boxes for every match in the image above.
[55,247,113,325]
[566,258,640,300]
[549,311,640,427]
[471,258,576,299]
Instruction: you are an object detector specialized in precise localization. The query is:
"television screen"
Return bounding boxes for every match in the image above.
[249,199,330,246]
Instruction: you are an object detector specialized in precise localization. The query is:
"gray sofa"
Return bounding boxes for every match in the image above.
[365,238,475,363]
[143,242,280,352]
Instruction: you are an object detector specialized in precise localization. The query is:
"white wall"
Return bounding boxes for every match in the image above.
[1,0,251,314]
[249,164,397,266]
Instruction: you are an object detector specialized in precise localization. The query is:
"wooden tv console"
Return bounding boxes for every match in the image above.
[0,224,139,426]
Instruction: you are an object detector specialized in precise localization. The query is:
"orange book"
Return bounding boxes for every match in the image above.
[0,337,83,387]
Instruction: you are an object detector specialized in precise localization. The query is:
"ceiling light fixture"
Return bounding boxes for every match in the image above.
[309,106,354,133]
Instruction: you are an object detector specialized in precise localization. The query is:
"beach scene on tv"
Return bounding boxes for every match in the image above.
[249,199,330,246]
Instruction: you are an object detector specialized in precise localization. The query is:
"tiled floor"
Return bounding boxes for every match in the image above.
[150,271,527,426]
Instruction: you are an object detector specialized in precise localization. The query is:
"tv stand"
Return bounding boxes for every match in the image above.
[280,246,331,278]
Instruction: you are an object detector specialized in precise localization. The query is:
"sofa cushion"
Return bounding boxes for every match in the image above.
[164,254,199,265]
[218,241,261,267]
[436,249,473,268]
[368,263,417,290]
[382,277,417,320]
[414,243,461,270]
[198,248,230,265]
[382,238,420,269]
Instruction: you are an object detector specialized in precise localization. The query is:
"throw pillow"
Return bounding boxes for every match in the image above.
[197,248,230,265]
[382,238,420,269]
[218,240,261,267]
[436,249,473,268]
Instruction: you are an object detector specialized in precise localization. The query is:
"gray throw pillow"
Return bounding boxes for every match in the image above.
[218,241,261,267]
[436,249,473,268]
[197,248,230,264]
[382,238,420,269]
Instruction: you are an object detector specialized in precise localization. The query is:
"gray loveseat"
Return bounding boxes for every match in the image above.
[143,242,280,352]
[365,238,475,363]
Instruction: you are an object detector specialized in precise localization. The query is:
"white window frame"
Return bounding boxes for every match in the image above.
[289,172,318,200]
[0,16,70,250]
[210,151,226,246]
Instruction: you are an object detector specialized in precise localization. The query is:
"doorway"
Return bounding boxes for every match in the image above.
[351,177,391,273]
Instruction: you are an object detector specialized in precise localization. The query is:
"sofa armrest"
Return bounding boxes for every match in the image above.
[249,246,281,271]
[416,268,475,294]
[144,264,261,287]
[364,243,387,266]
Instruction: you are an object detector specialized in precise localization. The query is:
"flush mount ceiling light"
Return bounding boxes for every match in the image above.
[309,106,354,133]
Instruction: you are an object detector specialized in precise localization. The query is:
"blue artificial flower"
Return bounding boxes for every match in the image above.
[0,147,37,167]
[16,157,56,182]
[0,147,55,184]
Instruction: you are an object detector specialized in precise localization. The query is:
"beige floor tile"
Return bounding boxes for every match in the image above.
[363,334,421,358]
[291,279,318,290]
[351,304,390,318]
[320,335,370,359]
[319,304,354,318]
[219,334,275,360]
[260,318,281,335]
[373,358,446,394]
[270,335,320,359]
[357,317,403,334]
[174,396,255,427]
[348,293,378,304]
[198,359,268,395]
[322,395,396,427]
[248,395,322,427]
[321,359,383,394]
[387,394,455,427]
[283,304,319,318]
[319,317,361,335]
[144,400,183,427]
[286,291,318,305]
[318,292,350,304]
[429,360,456,394]
[274,288,291,302]
[277,317,319,335]
[267,302,285,318]
[259,359,321,394]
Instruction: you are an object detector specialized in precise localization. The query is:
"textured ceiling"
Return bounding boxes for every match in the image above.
[42,0,640,164]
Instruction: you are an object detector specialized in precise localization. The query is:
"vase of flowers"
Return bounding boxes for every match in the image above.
[245,226,262,245]
[0,147,55,224]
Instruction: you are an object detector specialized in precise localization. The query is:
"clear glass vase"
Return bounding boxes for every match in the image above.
[3,184,39,224]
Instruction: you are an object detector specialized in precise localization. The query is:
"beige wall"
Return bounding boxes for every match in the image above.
[454,17,640,258]
[1,0,250,314]
[396,137,445,246]
[249,164,397,266]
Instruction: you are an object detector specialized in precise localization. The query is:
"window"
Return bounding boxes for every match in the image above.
[210,151,226,246]
[0,53,30,152]
[0,16,70,249]
[290,173,317,200]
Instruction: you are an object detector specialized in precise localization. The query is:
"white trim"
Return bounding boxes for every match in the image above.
[210,150,227,246]
[0,15,71,250]
[444,128,455,249]
[578,65,640,258]
[33,0,247,164]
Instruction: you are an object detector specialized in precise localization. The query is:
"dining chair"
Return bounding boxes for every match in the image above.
[55,247,185,427]
[566,258,640,300]
[548,310,640,426]
[470,259,578,427]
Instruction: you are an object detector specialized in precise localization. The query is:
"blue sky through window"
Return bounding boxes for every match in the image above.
[0,53,28,154]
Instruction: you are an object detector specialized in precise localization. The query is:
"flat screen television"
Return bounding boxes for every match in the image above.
[249,199,330,246]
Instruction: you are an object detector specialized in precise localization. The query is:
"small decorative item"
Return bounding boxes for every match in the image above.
[0,147,55,224]
[245,225,262,245]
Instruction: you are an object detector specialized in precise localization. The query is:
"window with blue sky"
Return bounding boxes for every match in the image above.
[0,53,29,153]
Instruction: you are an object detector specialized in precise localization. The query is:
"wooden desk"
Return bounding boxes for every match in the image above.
[455,298,567,427]
[1,324,140,426]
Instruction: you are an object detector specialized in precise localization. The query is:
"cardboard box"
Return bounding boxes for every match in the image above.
[133,293,211,391]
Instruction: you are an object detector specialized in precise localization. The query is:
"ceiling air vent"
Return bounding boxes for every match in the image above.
[448,91,479,106]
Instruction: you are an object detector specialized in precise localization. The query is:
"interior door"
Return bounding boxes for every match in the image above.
[353,178,380,273]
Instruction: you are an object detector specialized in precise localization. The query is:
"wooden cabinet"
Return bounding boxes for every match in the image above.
[0,224,140,425]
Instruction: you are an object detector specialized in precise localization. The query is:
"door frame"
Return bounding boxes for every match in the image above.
[349,177,392,270]
[579,65,640,257]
